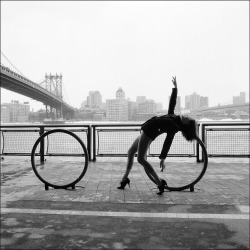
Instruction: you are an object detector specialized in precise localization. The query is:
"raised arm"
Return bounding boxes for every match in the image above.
[172,76,177,88]
[167,76,178,115]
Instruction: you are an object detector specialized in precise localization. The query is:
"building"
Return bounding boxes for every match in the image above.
[190,92,200,110]
[1,100,30,122]
[1,106,10,123]
[116,88,125,100]
[136,96,146,105]
[87,91,102,108]
[127,101,137,121]
[138,100,157,114]
[106,88,128,121]
[28,109,46,123]
[80,100,87,109]
[156,102,163,112]
[132,113,156,121]
[93,112,105,121]
[185,96,191,110]
[233,92,246,105]
[185,93,209,111]
[133,99,157,121]
[200,96,209,109]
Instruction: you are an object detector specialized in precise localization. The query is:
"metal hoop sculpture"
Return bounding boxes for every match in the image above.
[145,136,208,192]
[31,129,89,190]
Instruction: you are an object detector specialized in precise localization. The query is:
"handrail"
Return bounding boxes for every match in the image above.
[0,124,91,161]
[1,122,249,161]
[91,123,199,161]
[200,122,250,160]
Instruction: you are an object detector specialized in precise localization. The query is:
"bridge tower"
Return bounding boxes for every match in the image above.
[45,73,63,119]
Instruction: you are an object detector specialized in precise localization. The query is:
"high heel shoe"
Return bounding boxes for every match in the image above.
[157,179,167,195]
[117,178,130,189]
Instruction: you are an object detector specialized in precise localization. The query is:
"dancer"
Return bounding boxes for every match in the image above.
[117,76,198,194]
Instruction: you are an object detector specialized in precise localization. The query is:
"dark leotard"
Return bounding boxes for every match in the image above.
[141,88,183,159]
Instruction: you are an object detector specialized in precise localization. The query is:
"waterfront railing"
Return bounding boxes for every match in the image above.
[201,122,250,160]
[0,124,91,161]
[0,122,249,161]
[91,124,199,161]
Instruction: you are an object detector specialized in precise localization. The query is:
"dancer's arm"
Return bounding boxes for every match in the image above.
[159,133,175,172]
[168,76,178,115]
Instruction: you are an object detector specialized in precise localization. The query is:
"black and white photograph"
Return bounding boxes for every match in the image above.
[1,1,249,249]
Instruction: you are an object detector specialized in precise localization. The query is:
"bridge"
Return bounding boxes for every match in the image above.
[193,102,249,120]
[196,103,249,112]
[0,63,75,119]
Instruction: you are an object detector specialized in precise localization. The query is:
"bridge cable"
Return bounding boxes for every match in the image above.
[62,81,73,107]
[1,51,30,79]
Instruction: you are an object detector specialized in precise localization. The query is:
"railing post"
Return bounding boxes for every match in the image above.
[39,126,45,162]
[201,124,206,162]
[93,125,96,161]
[1,130,5,159]
[87,125,92,161]
[196,124,200,162]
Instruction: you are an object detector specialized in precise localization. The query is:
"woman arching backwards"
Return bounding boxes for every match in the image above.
[117,76,198,194]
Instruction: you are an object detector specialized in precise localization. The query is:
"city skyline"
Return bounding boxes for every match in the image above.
[77,87,249,110]
[1,87,248,123]
[1,87,248,112]
[1,73,249,112]
[1,1,249,112]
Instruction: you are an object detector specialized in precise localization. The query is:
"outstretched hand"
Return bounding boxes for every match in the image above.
[160,159,165,172]
[172,76,177,88]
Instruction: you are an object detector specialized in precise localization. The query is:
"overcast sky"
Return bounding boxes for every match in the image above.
[1,1,249,111]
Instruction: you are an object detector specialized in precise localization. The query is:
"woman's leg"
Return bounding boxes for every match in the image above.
[121,135,141,182]
[137,132,162,186]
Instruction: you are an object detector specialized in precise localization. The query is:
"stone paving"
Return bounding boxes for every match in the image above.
[1,156,249,207]
[1,156,249,250]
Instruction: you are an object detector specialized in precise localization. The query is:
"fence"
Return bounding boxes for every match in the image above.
[0,122,249,161]
[200,122,250,160]
[0,125,91,161]
[92,124,199,161]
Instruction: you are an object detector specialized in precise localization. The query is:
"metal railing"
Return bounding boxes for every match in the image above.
[200,122,250,160]
[1,122,249,161]
[92,124,200,161]
[0,124,91,161]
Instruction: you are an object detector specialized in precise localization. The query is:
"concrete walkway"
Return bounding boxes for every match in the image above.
[1,156,249,249]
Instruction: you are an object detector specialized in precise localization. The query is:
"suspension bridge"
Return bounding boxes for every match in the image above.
[192,102,249,120]
[0,52,75,119]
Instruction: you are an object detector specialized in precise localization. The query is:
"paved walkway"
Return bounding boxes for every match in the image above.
[1,156,249,249]
[1,157,249,206]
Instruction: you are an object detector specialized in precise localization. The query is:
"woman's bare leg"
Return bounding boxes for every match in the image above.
[137,132,162,186]
[121,135,141,182]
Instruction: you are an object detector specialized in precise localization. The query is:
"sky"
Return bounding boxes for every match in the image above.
[1,1,249,111]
